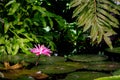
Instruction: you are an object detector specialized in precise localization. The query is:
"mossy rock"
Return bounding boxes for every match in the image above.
[38,56,66,65]
[31,64,77,74]
[95,75,120,80]
[105,47,120,54]
[86,61,120,71]
[68,54,107,62]
[64,71,110,80]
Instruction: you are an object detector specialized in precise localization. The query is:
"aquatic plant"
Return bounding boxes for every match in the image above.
[30,44,52,65]
[95,75,120,80]
[3,69,48,80]
[30,44,52,56]
[112,69,120,76]
[86,61,120,71]
[68,54,108,62]
[55,62,87,70]
[105,47,120,54]
[64,71,110,80]
[38,56,66,65]
[31,64,77,74]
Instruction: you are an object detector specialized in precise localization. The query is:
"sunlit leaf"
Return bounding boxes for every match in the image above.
[5,0,16,7]
[8,3,20,15]
[104,34,113,49]
[71,0,120,48]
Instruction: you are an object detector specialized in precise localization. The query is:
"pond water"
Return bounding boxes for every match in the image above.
[0,54,120,80]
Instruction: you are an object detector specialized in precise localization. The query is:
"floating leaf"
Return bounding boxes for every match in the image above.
[65,71,110,80]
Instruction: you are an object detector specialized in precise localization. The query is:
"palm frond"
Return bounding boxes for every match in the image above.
[71,0,120,48]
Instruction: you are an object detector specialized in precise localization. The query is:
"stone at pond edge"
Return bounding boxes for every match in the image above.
[68,54,108,62]
[64,71,110,80]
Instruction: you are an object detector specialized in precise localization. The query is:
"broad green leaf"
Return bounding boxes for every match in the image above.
[23,33,34,41]
[48,17,53,27]
[0,37,5,44]
[4,21,11,33]
[40,17,47,27]
[12,43,19,55]
[32,6,46,14]
[5,0,16,7]
[8,3,20,15]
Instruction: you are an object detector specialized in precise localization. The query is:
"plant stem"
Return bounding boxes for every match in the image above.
[35,56,40,66]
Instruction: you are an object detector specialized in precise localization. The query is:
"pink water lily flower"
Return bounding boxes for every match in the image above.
[30,44,52,56]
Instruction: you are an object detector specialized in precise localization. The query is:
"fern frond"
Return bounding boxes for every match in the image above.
[71,0,120,48]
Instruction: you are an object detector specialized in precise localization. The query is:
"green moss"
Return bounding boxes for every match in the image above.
[86,61,120,71]
[68,54,107,62]
[64,71,110,80]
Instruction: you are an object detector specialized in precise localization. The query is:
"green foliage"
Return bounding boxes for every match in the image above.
[0,0,67,55]
[70,0,120,49]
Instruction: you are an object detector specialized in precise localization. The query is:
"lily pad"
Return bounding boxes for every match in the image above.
[55,62,87,70]
[3,69,48,80]
[68,54,108,62]
[15,75,35,80]
[0,54,36,63]
[95,75,120,80]
[31,64,77,74]
[64,71,110,80]
[105,47,120,54]
[112,69,120,76]
[86,61,120,71]
[38,56,66,65]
